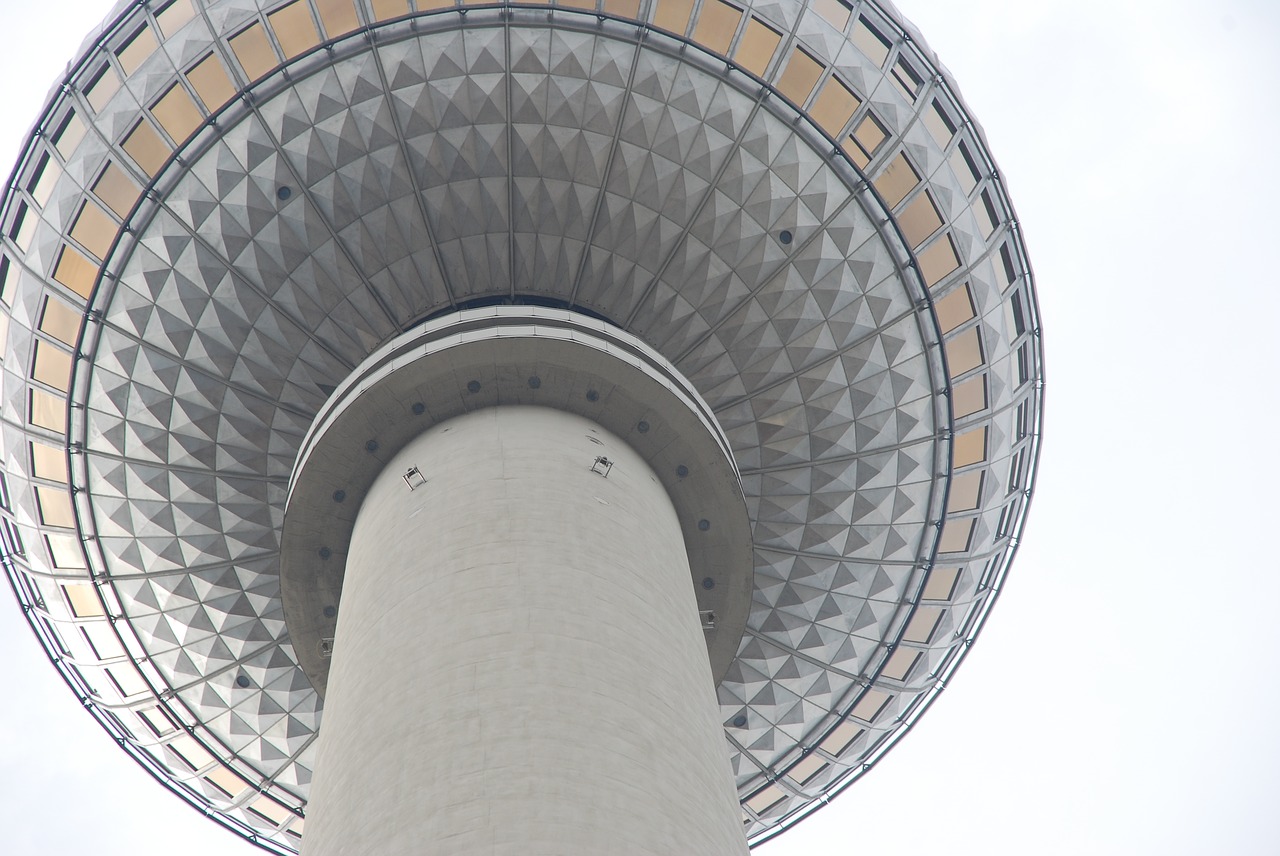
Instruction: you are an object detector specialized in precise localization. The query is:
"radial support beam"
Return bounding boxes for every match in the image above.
[301,406,749,855]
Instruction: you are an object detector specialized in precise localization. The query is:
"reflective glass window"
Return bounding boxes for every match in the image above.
[32,341,73,392]
[122,120,172,177]
[230,22,278,81]
[316,0,360,37]
[812,0,851,31]
[152,83,204,143]
[897,190,942,248]
[35,484,76,527]
[30,388,67,433]
[156,0,197,38]
[269,2,322,59]
[776,47,823,106]
[187,54,237,111]
[902,607,942,643]
[63,582,104,617]
[873,151,918,208]
[692,0,741,55]
[117,25,159,75]
[922,566,961,601]
[810,77,859,136]
[917,233,959,287]
[945,326,983,378]
[952,425,987,467]
[934,283,974,333]
[70,201,118,260]
[53,244,99,299]
[652,0,694,34]
[852,15,891,67]
[851,688,890,722]
[733,18,781,77]
[946,469,983,512]
[84,66,121,113]
[951,373,987,418]
[92,161,142,219]
[31,440,69,481]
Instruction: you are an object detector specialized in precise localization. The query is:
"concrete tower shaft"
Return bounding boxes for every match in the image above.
[303,406,748,855]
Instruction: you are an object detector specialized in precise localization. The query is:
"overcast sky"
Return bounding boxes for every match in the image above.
[2,1,1278,854]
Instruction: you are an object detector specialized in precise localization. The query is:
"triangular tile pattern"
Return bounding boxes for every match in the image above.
[0,1,1042,846]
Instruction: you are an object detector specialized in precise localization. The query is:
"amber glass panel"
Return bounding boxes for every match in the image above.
[873,152,918,208]
[851,689,890,722]
[70,201,118,260]
[31,440,69,482]
[230,22,278,81]
[187,54,237,111]
[316,0,360,36]
[922,566,960,601]
[852,112,886,158]
[246,797,293,825]
[902,607,943,642]
[852,15,891,67]
[603,0,641,17]
[934,284,974,333]
[370,0,411,20]
[746,784,784,813]
[890,56,922,101]
[953,426,987,467]
[117,25,159,75]
[47,533,86,569]
[809,77,859,136]
[734,18,780,77]
[880,648,919,681]
[122,120,172,177]
[30,388,67,433]
[204,766,251,799]
[84,67,121,113]
[776,48,822,106]
[63,583,104,617]
[786,752,827,785]
[818,721,862,755]
[54,113,87,160]
[840,136,869,170]
[951,373,987,418]
[924,99,955,148]
[29,155,62,207]
[918,234,960,287]
[937,517,974,553]
[945,326,983,379]
[152,83,204,143]
[11,204,36,252]
[156,0,197,38]
[561,0,596,10]
[949,143,980,193]
[652,0,694,33]
[946,469,983,513]
[92,162,141,220]
[812,0,851,30]
[269,2,322,58]
[692,0,741,55]
[898,191,942,248]
[35,485,75,527]
[32,341,72,392]
[53,245,99,299]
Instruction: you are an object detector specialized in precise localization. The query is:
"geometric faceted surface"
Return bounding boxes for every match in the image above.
[0,0,1043,851]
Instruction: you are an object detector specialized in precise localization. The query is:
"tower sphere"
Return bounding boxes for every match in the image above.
[1,0,1043,851]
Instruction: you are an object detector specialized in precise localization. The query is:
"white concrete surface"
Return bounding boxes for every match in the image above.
[301,406,748,855]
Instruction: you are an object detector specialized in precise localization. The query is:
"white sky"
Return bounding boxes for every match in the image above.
[2,1,1278,853]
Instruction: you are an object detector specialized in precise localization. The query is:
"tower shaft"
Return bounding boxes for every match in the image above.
[301,406,748,855]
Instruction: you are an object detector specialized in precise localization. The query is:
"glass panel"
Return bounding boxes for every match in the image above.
[246,797,293,825]
[951,373,987,418]
[852,15,891,67]
[917,233,959,287]
[902,607,942,643]
[809,77,859,136]
[9,203,35,252]
[897,190,942,247]
[32,441,69,482]
[54,113,87,160]
[953,425,987,467]
[92,161,142,219]
[938,517,974,553]
[733,18,780,77]
[890,56,922,101]
[922,566,961,601]
[28,153,62,207]
[924,99,955,148]
[156,0,197,38]
[107,666,148,698]
[269,2,321,59]
[317,0,361,36]
[945,326,983,378]
[851,688,890,722]
[117,25,159,76]
[205,766,251,798]
[370,0,411,20]
[53,245,99,299]
[32,341,72,392]
[818,720,862,755]
[30,388,67,433]
[63,583,104,617]
[138,706,178,737]
[933,283,973,333]
[873,151,918,208]
[561,0,597,10]
[852,111,886,158]
[946,469,982,512]
[692,0,741,55]
[35,484,76,527]
[152,83,204,143]
[168,734,215,772]
[47,533,86,569]
[70,201,118,259]
[879,648,919,681]
[811,0,851,30]
[841,135,869,169]
[84,66,121,113]
[950,142,980,193]
[82,622,125,660]
[776,47,822,106]
[230,22,278,81]
[652,0,694,33]
[746,784,785,813]
[122,120,172,177]
[978,188,1000,237]
[603,0,641,17]
[187,54,238,111]
[786,752,827,785]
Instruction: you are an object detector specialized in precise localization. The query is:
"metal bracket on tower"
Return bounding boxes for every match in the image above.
[590,456,613,477]
[403,466,426,490]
